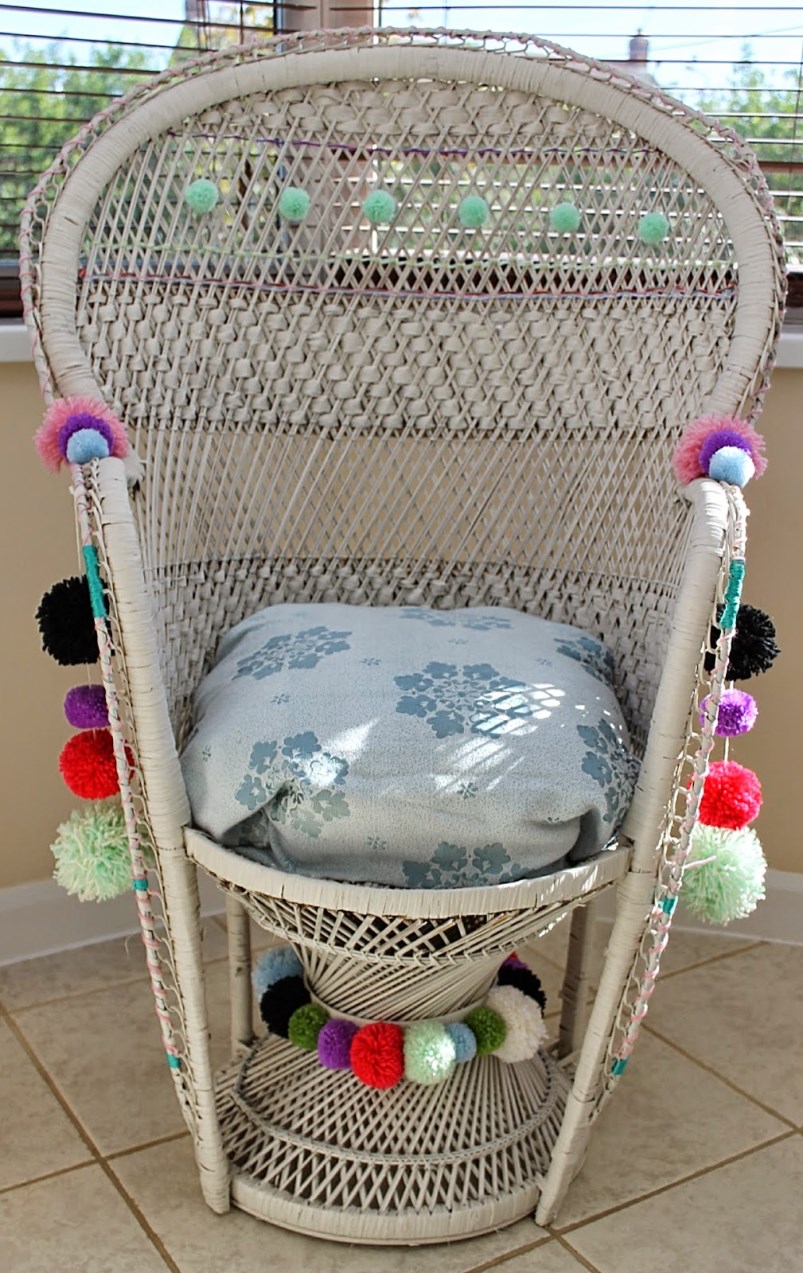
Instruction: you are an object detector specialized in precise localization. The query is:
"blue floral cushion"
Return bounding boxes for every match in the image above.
[181,604,639,888]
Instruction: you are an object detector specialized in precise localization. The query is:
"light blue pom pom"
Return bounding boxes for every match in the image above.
[278,186,310,223]
[707,446,756,487]
[362,190,397,224]
[549,202,581,234]
[458,195,490,229]
[445,1022,477,1064]
[639,211,669,244]
[184,178,219,215]
[252,945,303,998]
[65,428,111,464]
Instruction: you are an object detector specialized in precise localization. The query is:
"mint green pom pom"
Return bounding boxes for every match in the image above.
[549,202,581,234]
[404,1021,456,1085]
[362,190,397,224]
[683,825,766,925]
[51,800,148,902]
[464,1006,506,1055]
[184,178,219,215]
[639,211,670,245]
[288,1003,329,1050]
[458,195,490,229]
[278,186,310,223]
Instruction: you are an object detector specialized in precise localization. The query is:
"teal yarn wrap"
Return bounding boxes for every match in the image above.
[458,195,490,228]
[720,560,746,631]
[362,190,397,224]
[612,1058,629,1076]
[404,1021,457,1085]
[184,178,219,214]
[82,545,107,620]
[639,211,670,244]
[167,1053,182,1070]
[549,202,581,233]
[278,186,310,223]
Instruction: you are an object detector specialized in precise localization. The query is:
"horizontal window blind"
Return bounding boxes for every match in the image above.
[1,2,802,314]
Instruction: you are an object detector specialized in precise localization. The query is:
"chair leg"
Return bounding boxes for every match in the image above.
[225,893,254,1051]
[535,868,654,1224]
[557,900,599,1060]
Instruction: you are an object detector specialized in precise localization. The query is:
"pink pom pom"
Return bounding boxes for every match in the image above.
[672,416,767,487]
[698,760,762,830]
[35,397,128,472]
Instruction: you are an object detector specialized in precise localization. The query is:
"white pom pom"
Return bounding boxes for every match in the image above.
[485,984,548,1063]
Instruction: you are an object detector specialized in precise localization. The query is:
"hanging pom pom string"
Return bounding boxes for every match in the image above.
[362,190,397,224]
[682,825,767,924]
[549,202,582,233]
[705,604,780,681]
[50,800,154,903]
[64,684,109,729]
[672,415,767,487]
[184,178,219,214]
[35,397,128,473]
[278,186,310,223]
[700,689,757,738]
[458,195,490,229]
[36,576,98,665]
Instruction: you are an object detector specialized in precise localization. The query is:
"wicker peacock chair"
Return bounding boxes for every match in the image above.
[22,28,784,1244]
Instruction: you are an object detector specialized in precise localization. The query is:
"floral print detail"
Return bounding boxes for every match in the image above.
[555,635,615,686]
[201,745,212,763]
[394,661,533,739]
[235,626,351,680]
[360,657,382,667]
[271,692,291,705]
[577,718,640,828]
[234,731,350,839]
[400,608,513,631]
[402,841,521,888]
[458,780,478,800]
[367,835,388,851]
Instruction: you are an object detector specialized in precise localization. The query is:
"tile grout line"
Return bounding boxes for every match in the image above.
[0,1159,94,1199]
[553,1129,797,1236]
[642,1022,799,1129]
[552,1231,605,1272]
[657,939,765,981]
[105,1129,191,1162]
[4,1013,181,1271]
[458,1232,554,1273]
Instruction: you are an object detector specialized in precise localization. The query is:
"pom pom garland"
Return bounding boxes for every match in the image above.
[458,195,490,228]
[464,1006,507,1055]
[35,397,128,473]
[251,945,304,999]
[259,976,310,1038]
[36,576,98,665]
[486,984,549,1063]
[708,447,755,487]
[184,178,219,214]
[59,729,123,799]
[404,1022,457,1085]
[683,824,767,924]
[549,202,582,233]
[278,186,311,222]
[288,1003,329,1051]
[362,190,397,224]
[444,1021,477,1063]
[638,211,669,244]
[496,962,547,1013]
[50,799,142,902]
[705,604,780,681]
[350,1022,405,1089]
[698,760,762,830]
[64,684,109,730]
[672,415,767,487]
[700,689,758,738]
[65,429,110,464]
[318,1019,359,1070]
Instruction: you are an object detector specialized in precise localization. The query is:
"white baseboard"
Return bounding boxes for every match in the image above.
[0,872,225,967]
[0,867,799,967]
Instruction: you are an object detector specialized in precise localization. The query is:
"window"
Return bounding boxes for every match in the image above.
[2,2,802,315]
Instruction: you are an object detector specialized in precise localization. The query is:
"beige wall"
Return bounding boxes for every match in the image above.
[1,359,800,890]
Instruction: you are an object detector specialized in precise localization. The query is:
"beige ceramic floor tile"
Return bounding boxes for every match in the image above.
[0,1164,169,1272]
[0,920,228,1012]
[496,1242,593,1272]
[14,959,234,1154]
[555,1031,785,1226]
[647,942,803,1123]
[0,1020,90,1191]
[654,928,758,978]
[567,1136,803,1273]
[112,1137,548,1273]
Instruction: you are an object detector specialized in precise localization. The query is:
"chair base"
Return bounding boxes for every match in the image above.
[215,1036,573,1244]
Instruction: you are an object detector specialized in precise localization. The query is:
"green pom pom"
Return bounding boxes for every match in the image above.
[51,800,146,902]
[682,825,767,925]
[464,1006,507,1055]
[639,211,670,245]
[288,1003,329,1050]
[278,186,310,223]
[362,190,397,225]
[184,178,219,215]
[458,195,490,229]
[404,1021,457,1085]
[549,202,581,234]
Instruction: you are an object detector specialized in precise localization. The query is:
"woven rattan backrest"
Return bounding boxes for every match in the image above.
[22,30,785,747]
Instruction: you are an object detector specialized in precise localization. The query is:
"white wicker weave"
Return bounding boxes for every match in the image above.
[21,28,785,1243]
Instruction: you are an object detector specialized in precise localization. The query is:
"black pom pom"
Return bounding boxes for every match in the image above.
[35,576,97,665]
[259,975,310,1038]
[705,603,780,681]
[497,964,547,1013]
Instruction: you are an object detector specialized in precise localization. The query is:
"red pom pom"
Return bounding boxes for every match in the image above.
[698,760,762,830]
[349,1022,405,1089]
[59,729,129,799]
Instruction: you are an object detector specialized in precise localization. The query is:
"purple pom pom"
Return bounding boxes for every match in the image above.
[57,414,115,459]
[701,689,758,737]
[317,1018,358,1070]
[503,955,528,970]
[698,429,754,472]
[64,684,109,729]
